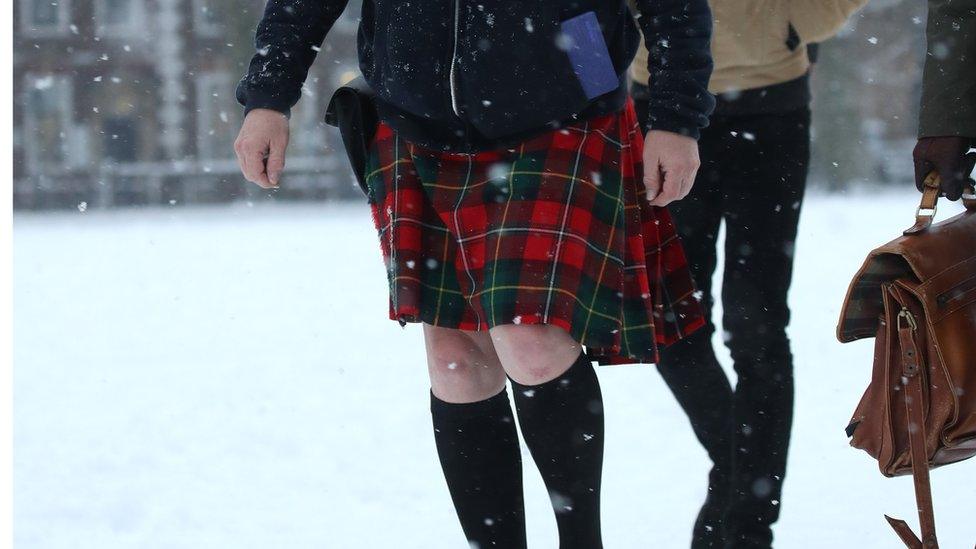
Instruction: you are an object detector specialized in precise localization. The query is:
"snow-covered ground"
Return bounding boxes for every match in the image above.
[13,191,976,548]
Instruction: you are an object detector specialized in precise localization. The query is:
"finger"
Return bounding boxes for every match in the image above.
[912,139,932,192]
[939,166,964,201]
[643,157,663,201]
[675,165,698,201]
[245,150,274,188]
[914,160,934,193]
[678,173,695,201]
[943,182,963,201]
[237,139,260,181]
[648,172,681,207]
[239,140,274,188]
[266,137,288,187]
[234,140,248,179]
[936,152,971,201]
[251,158,274,189]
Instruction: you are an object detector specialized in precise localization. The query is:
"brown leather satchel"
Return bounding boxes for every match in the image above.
[837,173,976,549]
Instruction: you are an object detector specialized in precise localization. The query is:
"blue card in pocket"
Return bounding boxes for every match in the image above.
[560,11,620,100]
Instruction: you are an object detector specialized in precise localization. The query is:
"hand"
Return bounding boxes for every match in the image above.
[643,130,700,207]
[234,108,290,189]
[912,136,976,201]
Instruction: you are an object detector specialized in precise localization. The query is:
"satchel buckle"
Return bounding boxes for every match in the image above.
[897,308,918,331]
[915,205,937,218]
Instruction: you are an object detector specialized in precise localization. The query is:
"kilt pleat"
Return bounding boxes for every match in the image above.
[364,100,704,364]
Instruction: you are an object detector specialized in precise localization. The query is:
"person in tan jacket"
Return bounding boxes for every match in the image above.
[630,1,866,547]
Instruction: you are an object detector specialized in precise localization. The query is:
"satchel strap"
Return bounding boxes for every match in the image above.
[905,172,976,235]
[885,301,940,548]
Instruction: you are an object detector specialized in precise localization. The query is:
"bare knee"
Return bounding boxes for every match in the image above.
[490,324,582,385]
[424,325,506,403]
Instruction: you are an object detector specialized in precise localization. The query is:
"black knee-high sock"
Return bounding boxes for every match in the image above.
[511,352,604,549]
[431,389,526,549]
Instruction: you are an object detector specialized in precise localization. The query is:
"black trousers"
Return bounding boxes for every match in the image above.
[635,98,810,548]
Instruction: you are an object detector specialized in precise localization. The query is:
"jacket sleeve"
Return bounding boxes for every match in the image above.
[235,0,351,115]
[918,0,976,138]
[788,0,868,44]
[633,0,716,139]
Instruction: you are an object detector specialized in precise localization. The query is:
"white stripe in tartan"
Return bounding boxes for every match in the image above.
[488,143,523,326]
[379,218,453,236]
[451,154,483,327]
[455,227,625,265]
[590,128,624,148]
[543,119,590,323]
[423,170,621,203]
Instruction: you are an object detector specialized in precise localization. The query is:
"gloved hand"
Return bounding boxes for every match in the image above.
[912,136,976,200]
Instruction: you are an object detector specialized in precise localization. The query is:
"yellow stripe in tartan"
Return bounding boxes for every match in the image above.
[580,161,623,338]
[392,275,465,296]
[432,209,456,324]
[471,285,620,324]
[424,170,623,203]
[619,322,654,332]
[365,157,412,181]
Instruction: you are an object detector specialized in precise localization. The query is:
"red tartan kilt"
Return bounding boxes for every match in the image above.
[364,99,704,364]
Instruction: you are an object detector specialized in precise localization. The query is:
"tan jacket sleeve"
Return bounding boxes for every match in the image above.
[788,0,869,43]
[627,0,649,84]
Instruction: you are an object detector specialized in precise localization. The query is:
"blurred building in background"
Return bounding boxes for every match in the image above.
[13,0,364,209]
[809,0,927,189]
[13,0,925,209]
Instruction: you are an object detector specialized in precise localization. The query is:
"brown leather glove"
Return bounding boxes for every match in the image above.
[913,136,976,201]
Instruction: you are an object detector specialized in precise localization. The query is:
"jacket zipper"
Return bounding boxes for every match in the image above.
[449,0,461,116]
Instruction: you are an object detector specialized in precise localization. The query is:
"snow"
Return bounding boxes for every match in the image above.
[13,191,976,548]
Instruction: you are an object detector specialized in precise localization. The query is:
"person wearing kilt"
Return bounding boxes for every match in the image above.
[234,1,715,547]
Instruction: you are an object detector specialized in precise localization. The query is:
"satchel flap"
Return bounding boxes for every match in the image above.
[837,253,915,342]
[837,209,976,342]
[880,209,976,283]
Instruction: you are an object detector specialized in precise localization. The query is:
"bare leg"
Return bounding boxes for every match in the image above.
[424,323,507,403]
[489,324,582,385]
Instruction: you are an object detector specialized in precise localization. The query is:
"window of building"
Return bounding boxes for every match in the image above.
[195,72,237,161]
[95,0,144,36]
[23,74,73,173]
[19,0,71,35]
